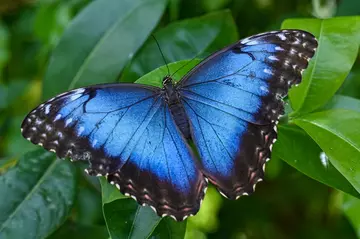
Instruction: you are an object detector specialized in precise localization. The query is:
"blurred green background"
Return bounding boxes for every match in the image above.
[0,0,360,238]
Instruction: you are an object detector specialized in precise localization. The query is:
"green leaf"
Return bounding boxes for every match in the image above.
[282,17,360,114]
[43,0,167,99]
[135,59,201,87]
[273,124,360,198]
[74,182,103,225]
[150,218,186,238]
[100,178,163,239]
[294,110,360,194]
[342,193,360,237]
[100,177,126,205]
[0,150,77,238]
[323,95,360,113]
[120,10,238,83]
[337,69,360,99]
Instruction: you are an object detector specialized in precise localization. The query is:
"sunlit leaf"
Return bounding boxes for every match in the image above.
[337,69,360,99]
[294,110,360,194]
[273,124,360,198]
[282,17,360,114]
[323,95,360,113]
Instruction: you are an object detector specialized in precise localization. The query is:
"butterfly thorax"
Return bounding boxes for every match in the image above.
[163,76,191,139]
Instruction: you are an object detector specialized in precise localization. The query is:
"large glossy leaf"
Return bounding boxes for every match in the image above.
[273,124,360,198]
[282,17,360,114]
[0,150,76,238]
[294,110,360,194]
[120,10,238,83]
[43,0,167,99]
[323,95,360,113]
[338,69,360,99]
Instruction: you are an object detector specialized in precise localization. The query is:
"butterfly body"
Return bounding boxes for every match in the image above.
[163,76,192,139]
[21,29,318,221]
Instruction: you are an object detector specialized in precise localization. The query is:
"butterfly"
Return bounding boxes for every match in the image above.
[21,29,317,221]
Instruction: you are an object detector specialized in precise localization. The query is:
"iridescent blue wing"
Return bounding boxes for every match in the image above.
[107,102,207,220]
[22,84,162,174]
[21,83,206,220]
[177,30,317,199]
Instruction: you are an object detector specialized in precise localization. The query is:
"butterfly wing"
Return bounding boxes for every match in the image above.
[177,30,317,199]
[21,83,206,220]
[107,101,207,220]
[21,84,163,175]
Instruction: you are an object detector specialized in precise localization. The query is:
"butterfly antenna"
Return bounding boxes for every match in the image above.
[151,34,170,76]
[171,54,199,78]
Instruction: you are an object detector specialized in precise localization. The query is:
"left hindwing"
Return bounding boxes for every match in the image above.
[178,30,317,199]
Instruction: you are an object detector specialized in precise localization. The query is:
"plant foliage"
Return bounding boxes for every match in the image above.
[0,0,360,238]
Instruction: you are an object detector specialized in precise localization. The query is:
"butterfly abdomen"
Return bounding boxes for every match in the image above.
[163,77,191,139]
[168,102,191,139]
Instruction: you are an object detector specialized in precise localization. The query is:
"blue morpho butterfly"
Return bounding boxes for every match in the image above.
[21,30,317,221]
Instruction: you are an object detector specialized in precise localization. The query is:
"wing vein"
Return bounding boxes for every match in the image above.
[182,99,220,174]
[212,81,265,97]
[181,89,254,121]
[84,95,157,114]
[181,61,254,88]
[183,99,234,161]
[116,96,162,160]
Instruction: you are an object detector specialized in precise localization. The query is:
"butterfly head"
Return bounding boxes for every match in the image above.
[162,75,173,85]
[162,76,180,103]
